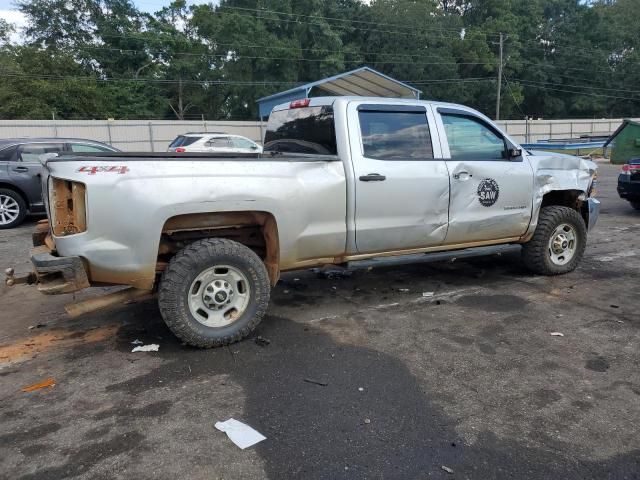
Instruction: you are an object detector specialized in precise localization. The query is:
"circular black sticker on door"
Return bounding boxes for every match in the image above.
[477,178,500,207]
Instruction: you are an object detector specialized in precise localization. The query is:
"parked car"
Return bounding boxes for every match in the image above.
[168,133,262,153]
[9,97,599,348]
[0,138,119,229]
[617,158,640,210]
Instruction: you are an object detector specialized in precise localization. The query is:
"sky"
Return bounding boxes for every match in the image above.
[0,0,213,37]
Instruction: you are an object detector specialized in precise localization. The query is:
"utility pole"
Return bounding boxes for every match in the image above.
[496,33,504,121]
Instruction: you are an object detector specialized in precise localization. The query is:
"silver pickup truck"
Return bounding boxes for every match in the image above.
[9,97,600,347]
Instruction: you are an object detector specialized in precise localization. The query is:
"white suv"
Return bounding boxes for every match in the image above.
[168,133,262,153]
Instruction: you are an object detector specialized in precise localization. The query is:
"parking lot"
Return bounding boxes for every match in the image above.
[0,161,638,479]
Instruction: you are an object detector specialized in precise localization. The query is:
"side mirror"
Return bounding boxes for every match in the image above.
[250,145,259,150]
[509,148,522,159]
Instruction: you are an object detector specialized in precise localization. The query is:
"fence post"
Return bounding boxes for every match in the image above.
[107,119,113,147]
[52,112,58,137]
[148,122,155,152]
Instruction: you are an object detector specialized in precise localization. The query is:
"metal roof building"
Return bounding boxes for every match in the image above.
[256,66,421,119]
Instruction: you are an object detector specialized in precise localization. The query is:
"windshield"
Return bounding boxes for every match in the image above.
[264,106,337,155]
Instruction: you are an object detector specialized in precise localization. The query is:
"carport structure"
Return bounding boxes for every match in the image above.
[256,66,422,120]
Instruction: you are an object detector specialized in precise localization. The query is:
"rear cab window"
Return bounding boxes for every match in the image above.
[264,105,337,155]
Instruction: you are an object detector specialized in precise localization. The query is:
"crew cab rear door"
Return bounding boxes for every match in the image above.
[347,102,450,253]
[435,108,534,244]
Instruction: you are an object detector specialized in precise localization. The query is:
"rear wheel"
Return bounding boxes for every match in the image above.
[630,201,640,211]
[0,189,27,229]
[522,206,587,275]
[158,238,270,348]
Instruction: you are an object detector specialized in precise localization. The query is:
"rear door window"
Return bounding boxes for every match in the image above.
[264,106,337,155]
[206,137,232,148]
[231,137,257,149]
[0,145,17,162]
[70,143,114,152]
[18,143,64,162]
[357,108,433,160]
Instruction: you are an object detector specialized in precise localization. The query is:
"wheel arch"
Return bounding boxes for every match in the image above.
[157,211,280,285]
[539,188,589,226]
[0,182,30,209]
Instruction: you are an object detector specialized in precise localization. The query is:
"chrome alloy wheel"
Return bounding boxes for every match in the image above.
[188,265,251,327]
[0,194,20,226]
[548,223,577,266]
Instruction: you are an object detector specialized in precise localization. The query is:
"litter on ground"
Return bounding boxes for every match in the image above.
[215,418,266,449]
[132,344,159,352]
[21,378,56,392]
[550,332,565,337]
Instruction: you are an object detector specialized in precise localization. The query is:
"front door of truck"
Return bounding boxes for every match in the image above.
[348,102,450,253]
[436,108,534,244]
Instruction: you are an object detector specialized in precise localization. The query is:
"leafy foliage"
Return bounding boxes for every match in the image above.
[0,0,638,120]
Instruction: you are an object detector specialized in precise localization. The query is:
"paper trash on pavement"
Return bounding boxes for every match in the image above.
[131,344,159,352]
[215,418,266,449]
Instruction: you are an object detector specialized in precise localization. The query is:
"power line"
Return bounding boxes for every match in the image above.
[0,71,493,87]
[513,78,640,101]
[76,42,489,64]
[510,78,640,95]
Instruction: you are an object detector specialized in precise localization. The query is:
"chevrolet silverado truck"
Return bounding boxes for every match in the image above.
[7,97,600,347]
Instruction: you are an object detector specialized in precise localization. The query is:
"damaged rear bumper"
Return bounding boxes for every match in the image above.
[30,246,90,295]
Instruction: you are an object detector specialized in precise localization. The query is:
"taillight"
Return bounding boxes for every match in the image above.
[290,99,311,109]
[621,164,640,175]
[175,147,186,153]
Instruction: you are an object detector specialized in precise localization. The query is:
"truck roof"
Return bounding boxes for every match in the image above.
[271,96,475,113]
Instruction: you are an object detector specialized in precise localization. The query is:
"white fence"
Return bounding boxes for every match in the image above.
[0,117,635,151]
[0,119,265,152]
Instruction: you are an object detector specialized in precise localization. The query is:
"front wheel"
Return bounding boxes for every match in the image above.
[630,201,640,211]
[158,238,271,348]
[522,206,587,275]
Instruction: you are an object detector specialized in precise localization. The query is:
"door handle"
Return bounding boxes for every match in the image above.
[12,167,29,173]
[453,171,472,180]
[359,173,386,182]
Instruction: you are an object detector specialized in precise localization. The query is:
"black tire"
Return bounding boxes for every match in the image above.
[0,188,27,229]
[522,206,587,275]
[630,201,640,211]
[158,238,270,348]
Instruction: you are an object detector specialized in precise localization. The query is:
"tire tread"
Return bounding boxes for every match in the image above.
[158,238,270,348]
[522,206,587,275]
